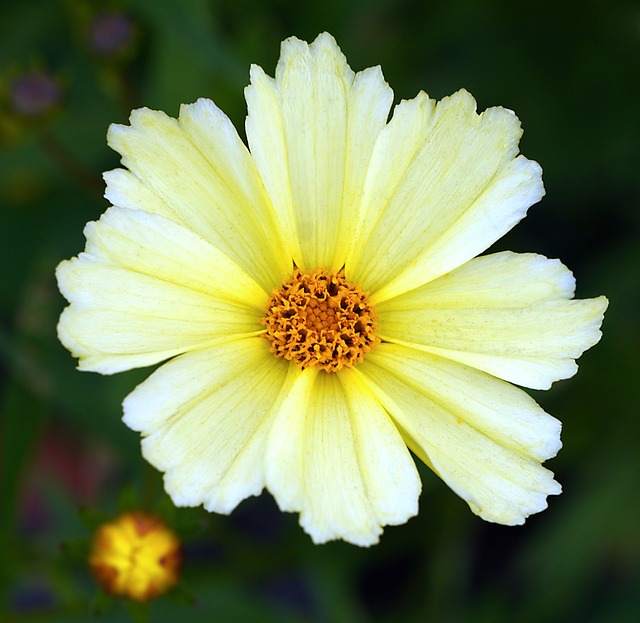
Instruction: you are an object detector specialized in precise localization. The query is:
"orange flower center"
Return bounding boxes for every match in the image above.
[261,267,380,372]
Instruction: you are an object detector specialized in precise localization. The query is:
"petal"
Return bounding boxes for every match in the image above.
[103,168,176,220]
[265,367,420,546]
[357,344,562,525]
[364,343,562,461]
[84,207,268,307]
[124,337,293,513]
[347,89,544,301]
[246,32,394,271]
[377,251,608,389]
[106,99,290,291]
[339,369,421,526]
[57,207,267,374]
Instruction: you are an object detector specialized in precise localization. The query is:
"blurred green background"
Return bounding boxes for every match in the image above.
[1,0,638,621]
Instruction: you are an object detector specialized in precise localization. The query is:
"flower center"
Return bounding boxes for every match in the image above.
[261,267,380,373]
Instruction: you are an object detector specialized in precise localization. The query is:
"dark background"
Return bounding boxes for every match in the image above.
[1,0,638,621]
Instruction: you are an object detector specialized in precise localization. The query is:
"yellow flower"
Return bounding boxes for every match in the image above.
[88,511,181,601]
[57,33,607,546]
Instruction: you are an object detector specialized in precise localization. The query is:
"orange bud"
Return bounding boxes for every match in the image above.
[88,511,181,601]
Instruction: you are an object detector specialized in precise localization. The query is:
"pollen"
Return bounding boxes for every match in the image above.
[261,267,380,372]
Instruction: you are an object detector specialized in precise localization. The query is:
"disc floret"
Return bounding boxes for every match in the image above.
[262,267,380,372]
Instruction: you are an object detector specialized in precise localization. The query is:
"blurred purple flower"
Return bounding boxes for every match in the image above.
[9,72,61,118]
[87,11,136,58]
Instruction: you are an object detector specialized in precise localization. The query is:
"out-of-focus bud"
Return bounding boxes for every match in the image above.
[8,71,62,119]
[86,10,137,60]
[88,511,182,602]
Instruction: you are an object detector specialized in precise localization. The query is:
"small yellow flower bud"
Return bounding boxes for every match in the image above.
[88,511,181,602]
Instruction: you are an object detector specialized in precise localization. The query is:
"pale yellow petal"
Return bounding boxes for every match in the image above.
[347,89,544,301]
[83,207,268,307]
[103,169,176,220]
[357,345,562,525]
[377,251,576,306]
[265,367,420,546]
[262,368,317,513]
[56,207,266,374]
[124,337,292,513]
[178,99,291,278]
[57,260,261,374]
[377,251,608,389]
[107,99,289,291]
[339,368,421,525]
[364,344,562,461]
[245,32,394,271]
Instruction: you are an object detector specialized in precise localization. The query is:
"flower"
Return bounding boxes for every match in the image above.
[86,10,137,60]
[57,33,607,546]
[88,511,181,601]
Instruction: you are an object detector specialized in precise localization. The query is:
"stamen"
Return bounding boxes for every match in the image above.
[261,267,380,372]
